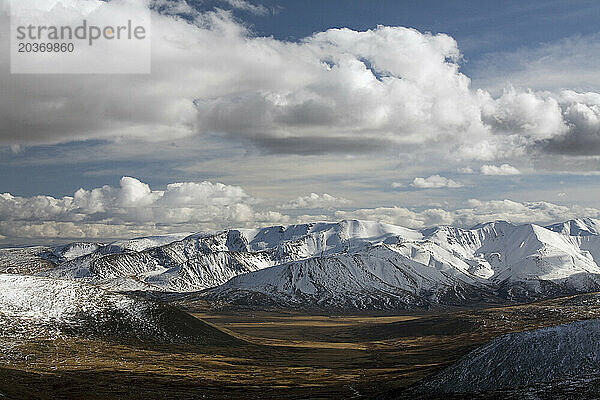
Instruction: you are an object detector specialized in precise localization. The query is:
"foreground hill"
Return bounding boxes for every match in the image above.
[410,317,600,397]
[0,274,237,351]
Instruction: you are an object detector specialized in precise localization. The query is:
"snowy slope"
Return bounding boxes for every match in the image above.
[435,222,600,298]
[0,273,153,338]
[0,274,236,353]
[38,220,423,292]
[416,318,600,394]
[107,232,193,252]
[237,219,421,254]
[0,246,55,274]
[0,233,189,277]
[546,217,600,236]
[4,219,600,309]
[203,244,493,309]
[201,220,600,309]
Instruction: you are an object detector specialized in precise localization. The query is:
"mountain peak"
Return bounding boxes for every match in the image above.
[546,218,600,236]
[468,220,514,230]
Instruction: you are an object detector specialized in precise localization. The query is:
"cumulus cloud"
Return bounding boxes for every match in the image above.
[0,221,162,242]
[411,175,463,188]
[540,90,600,155]
[191,23,491,156]
[4,2,600,247]
[452,199,599,227]
[0,177,289,240]
[279,193,351,209]
[335,199,600,229]
[4,0,600,162]
[335,206,453,229]
[2,176,598,242]
[481,87,568,140]
[480,164,521,175]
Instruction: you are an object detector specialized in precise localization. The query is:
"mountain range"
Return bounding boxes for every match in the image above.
[4,218,600,310]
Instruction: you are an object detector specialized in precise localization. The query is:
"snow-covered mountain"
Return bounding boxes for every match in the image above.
[0,233,190,276]
[414,317,600,395]
[547,217,600,236]
[4,219,600,309]
[201,244,491,310]
[200,219,600,309]
[37,220,421,292]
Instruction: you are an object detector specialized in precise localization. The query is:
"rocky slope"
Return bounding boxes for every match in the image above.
[413,317,600,395]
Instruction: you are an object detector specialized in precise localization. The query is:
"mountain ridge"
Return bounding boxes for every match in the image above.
[4,218,600,309]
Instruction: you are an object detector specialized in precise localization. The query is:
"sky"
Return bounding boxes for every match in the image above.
[2,0,600,245]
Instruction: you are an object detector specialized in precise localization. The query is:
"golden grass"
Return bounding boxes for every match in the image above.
[2,293,600,399]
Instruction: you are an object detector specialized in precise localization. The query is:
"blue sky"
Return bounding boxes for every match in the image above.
[1,0,600,244]
[240,0,600,54]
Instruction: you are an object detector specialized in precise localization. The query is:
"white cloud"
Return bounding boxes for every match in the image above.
[481,87,568,140]
[453,199,597,227]
[280,193,351,209]
[0,177,289,240]
[0,2,599,163]
[220,0,269,15]
[4,0,600,238]
[334,206,453,229]
[0,221,164,242]
[335,199,600,229]
[458,167,474,174]
[0,4,533,158]
[411,175,463,189]
[65,177,254,223]
[335,207,429,229]
[2,176,598,242]
[480,164,521,175]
